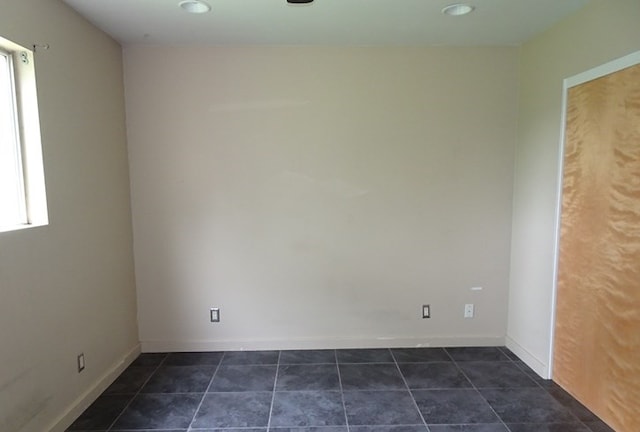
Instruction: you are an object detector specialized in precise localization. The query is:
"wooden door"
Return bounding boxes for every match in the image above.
[554,62,640,431]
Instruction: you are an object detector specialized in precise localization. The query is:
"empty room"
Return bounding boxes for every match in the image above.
[0,1,638,432]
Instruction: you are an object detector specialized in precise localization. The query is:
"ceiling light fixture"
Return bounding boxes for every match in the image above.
[287,0,314,3]
[441,3,475,16]
[179,0,211,14]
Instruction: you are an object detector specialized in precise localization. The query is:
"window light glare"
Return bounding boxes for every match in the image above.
[442,3,475,16]
[179,0,211,14]
[0,51,26,228]
[0,36,48,233]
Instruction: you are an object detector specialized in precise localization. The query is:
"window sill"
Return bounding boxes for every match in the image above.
[0,221,48,234]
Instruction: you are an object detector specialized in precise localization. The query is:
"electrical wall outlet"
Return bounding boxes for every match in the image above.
[422,304,430,318]
[210,308,220,322]
[77,353,85,373]
[464,304,474,318]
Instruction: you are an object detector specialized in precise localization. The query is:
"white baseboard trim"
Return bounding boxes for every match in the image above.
[47,343,141,432]
[505,335,550,379]
[141,335,506,353]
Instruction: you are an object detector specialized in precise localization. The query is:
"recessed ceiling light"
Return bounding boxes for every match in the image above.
[179,0,211,14]
[442,3,475,16]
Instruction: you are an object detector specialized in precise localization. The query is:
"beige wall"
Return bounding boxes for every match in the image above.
[0,2,138,432]
[507,0,640,377]
[124,46,519,351]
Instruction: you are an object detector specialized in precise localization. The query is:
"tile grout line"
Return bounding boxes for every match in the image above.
[503,347,559,393]
[503,348,592,431]
[186,352,226,432]
[106,353,169,432]
[508,350,551,395]
[334,349,351,432]
[445,348,512,432]
[265,350,282,431]
[390,349,432,432]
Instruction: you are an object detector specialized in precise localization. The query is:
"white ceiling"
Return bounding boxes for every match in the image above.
[63,0,590,46]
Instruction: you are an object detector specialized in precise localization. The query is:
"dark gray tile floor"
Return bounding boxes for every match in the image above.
[67,347,614,432]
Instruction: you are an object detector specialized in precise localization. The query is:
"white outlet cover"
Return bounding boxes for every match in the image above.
[210,308,220,322]
[77,354,85,372]
[464,304,474,318]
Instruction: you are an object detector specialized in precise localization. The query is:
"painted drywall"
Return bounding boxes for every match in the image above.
[124,46,519,352]
[507,0,640,377]
[0,2,138,432]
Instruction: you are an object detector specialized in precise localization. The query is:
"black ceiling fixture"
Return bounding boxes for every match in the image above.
[287,0,314,3]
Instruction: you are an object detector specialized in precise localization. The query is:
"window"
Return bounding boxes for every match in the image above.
[0,36,47,232]
[0,48,27,226]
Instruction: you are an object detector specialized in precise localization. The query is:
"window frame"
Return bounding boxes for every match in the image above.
[1,47,29,226]
[0,35,48,233]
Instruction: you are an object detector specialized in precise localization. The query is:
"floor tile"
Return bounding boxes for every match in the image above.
[584,420,616,432]
[195,429,265,432]
[66,430,108,432]
[111,393,202,430]
[506,424,590,432]
[141,365,215,393]
[280,350,337,364]
[512,361,553,388]
[270,391,346,427]
[67,394,132,430]
[343,390,423,425]
[209,365,277,392]
[480,388,578,424]
[70,348,607,432]
[546,383,602,422]
[112,430,185,432]
[277,364,340,391]
[349,426,427,432]
[399,363,471,389]
[428,426,508,432]
[164,351,224,366]
[270,428,347,432]
[221,351,279,365]
[191,392,272,428]
[498,347,520,361]
[109,430,186,432]
[130,353,167,367]
[104,366,156,394]
[457,362,537,388]
[339,364,406,390]
[391,348,451,363]
[444,347,509,362]
[512,361,537,376]
[336,349,394,363]
[412,389,499,424]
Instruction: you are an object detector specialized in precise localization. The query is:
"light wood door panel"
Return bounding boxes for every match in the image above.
[554,63,640,432]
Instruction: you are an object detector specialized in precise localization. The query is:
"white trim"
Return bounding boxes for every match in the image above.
[140,335,506,353]
[548,73,569,382]
[46,344,141,432]
[506,335,548,379]
[549,50,640,380]
[566,50,640,88]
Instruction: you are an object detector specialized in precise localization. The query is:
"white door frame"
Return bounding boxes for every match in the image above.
[548,50,640,380]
